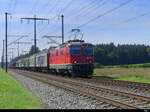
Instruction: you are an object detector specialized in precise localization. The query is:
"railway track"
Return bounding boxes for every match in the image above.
[9,69,150,109]
[78,77,150,92]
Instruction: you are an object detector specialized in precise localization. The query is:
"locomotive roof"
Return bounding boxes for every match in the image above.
[54,40,93,50]
[67,42,93,46]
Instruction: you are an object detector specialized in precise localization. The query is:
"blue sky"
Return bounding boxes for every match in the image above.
[0,0,150,61]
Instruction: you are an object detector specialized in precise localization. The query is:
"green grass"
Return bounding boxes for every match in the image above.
[93,74,150,83]
[117,77,150,83]
[0,68,42,109]
[93,67,150,83]
[95,63,150,68]
[117,63,150,68]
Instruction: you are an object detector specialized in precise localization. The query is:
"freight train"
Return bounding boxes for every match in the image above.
[9,40,94,77]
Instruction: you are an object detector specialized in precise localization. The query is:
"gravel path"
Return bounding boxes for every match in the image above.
[8,70,116,109]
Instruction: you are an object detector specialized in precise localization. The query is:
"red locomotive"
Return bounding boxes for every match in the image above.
[49,40,94,77]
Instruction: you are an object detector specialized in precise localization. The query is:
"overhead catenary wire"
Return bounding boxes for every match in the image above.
[22,0,74,44]
[67,0,97,19]
[42,0,53,9]
[119,11,150,24]
[36,15,58,35]
[29,0,40,14]
[15,0,40,41]
[6,0,56,58]
[85,10,150,32]
[46,0,107,39]
[11,0,18,13]
[74,0,97,13]
[66,0,107,24]
[80,0,108,18]
[7,0,13,35]
[32,0,59,35]
[20,0,45,39]
[73,0,102,19]
[25,0,60,38]
[8,0,13,12]
[8,35,29,46]
[110,10,150,27]
[39,0,76,40]
[46,0,60,15]
[59,0,74,15]
[77,0,134,28]
[22,4,47,40]
[37,0,75,37]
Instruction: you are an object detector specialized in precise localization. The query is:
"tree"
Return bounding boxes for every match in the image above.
[94,43,150,65]
[147,48,150,57]
[29,45,40,55]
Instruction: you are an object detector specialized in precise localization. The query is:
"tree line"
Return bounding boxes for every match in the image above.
[94,43,150,65]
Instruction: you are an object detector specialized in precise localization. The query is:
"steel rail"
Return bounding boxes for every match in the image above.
[84,78,150,89]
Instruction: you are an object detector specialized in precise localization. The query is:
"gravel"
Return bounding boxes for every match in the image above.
[8,70,116,109]
[70,78,150,97]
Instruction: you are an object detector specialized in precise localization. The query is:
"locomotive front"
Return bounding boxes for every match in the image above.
[67,40,94,77]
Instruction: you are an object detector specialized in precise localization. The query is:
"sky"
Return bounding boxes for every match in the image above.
[0,0,150,61]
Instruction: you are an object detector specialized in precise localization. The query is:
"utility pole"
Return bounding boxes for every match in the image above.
[21,15,49,54]
[61,15,64,44]
[9,48,15,60]
[2,40,5,68]
[17,41,19,57]
[5,12,11,72]
[34,16,36,54]
[8,51,13,61]
[21,15,49,69]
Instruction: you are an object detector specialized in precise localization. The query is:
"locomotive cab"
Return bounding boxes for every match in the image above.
[67,40,94,77]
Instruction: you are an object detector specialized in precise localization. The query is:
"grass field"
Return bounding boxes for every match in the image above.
[0,68,42,109]
[95,63,150,68]
[93,67,150,83]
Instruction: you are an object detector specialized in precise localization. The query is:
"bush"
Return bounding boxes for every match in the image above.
[141,63,150,67]
[94,63,104,68]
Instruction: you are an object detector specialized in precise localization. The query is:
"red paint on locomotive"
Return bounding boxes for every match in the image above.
[48,42,94,65]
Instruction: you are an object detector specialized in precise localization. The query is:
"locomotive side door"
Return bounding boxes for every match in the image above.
[65,47,68,64]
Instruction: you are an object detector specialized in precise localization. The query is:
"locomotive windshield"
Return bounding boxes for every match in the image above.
[69,46,81,55]
[83,46,93,55]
